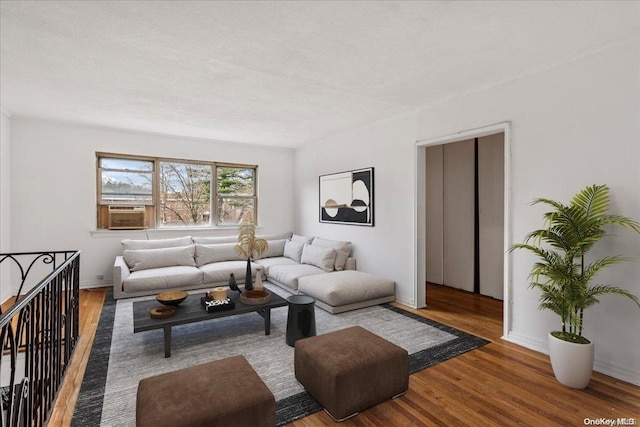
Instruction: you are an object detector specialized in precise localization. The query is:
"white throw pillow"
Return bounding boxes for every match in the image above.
[121,236,193,251]
[123,245,196,271]
[311,237,352,271]
[283,240,304,263]
[301,244,336,273]
[195,243,244,267]
[255,239,286,260]
[291,234,314,244]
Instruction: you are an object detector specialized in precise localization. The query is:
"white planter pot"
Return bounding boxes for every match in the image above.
[548,332,594,389]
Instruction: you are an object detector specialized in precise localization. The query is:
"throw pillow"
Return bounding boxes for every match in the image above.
[283,240,304,263]
[195,243,245,267]
[301,244,336,273]
[123,245,196,271]
[311,237,352,271]
[255,239,286,260]
[291,234,314,244]
[121,236,193,251]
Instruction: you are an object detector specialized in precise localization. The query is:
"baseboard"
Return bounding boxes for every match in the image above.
[504,330,548,354]
[594,360,640,386]
[395,296,415,308]
[505,331,640,385]
[80,279,113,289]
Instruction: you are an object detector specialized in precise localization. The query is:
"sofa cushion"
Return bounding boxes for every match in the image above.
[291,234,314,244]
[195,243,244,266]
[192,232,291,246]
[200,260,258,284]
[311,237,352,271]
[268,264,325,291]
[123,245,196,271]
[192,236,238,245]
[123,266,202,293]
[255,256,299,275]
[255,239,286,260]
[257,232,293,241]
[122,236,193,251]
[283,240,304,262]
[301,244,336,273]
[298,270,395,307]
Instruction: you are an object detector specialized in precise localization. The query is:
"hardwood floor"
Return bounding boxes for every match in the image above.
[48,288,107,426]
[49,284,639,426]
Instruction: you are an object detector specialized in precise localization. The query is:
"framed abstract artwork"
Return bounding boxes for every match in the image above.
[319,167,374,226]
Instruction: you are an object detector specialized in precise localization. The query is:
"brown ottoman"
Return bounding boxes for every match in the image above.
[136,355,275,427]
[294,326,409,421]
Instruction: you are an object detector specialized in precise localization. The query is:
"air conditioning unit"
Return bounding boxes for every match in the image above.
[108,205,146,230]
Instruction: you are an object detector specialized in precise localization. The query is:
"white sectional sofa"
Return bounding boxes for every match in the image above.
[112,233,396,313]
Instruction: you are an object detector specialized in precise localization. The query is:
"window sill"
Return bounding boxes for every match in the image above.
[90,226,258,239]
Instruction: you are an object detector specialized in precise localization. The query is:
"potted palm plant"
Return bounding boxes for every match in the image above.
[235,211,268,291]
[510,184,640,388]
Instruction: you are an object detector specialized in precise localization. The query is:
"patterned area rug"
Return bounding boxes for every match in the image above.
[72,285,488,426]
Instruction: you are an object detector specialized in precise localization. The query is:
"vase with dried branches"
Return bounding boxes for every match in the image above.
[235,212,268,290]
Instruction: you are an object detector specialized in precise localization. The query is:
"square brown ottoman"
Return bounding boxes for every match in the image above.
[294,326,409,421]
[136,355,275,427]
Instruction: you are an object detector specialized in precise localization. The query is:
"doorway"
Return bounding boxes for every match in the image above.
[415,122,511,337]
[426,134,504,299]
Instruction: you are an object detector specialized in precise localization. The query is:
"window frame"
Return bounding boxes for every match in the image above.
[215,165,258,226]
[96,152,258,229]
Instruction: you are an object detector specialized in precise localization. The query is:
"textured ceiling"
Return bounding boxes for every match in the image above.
[1,1,638,148]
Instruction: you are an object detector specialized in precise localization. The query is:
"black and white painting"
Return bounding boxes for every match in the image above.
[319,167,374,226]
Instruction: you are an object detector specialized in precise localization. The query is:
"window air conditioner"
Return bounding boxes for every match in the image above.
[108,205,146,230]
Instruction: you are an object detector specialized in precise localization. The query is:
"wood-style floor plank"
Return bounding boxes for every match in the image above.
[48,288,107,426]
[46,283,639,426]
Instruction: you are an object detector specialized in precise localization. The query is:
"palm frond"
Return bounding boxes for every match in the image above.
[585,285,640,309]
[571,184,609,220]
[580,256,630,285]
[597,214,640,234]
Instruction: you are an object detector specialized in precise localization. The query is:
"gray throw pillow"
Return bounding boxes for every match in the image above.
[301,244,336,273]
[123,245,196,271]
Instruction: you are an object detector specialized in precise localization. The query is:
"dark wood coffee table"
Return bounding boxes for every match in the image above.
[133,291,288,357]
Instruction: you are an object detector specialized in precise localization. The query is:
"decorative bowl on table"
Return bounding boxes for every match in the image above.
[149,306,177,319]
[240,290,271,305]
[156,291,189,306]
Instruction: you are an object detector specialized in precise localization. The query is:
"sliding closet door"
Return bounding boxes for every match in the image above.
[478,133,505,299]
[443,139,475,292]
[425,145,444,284]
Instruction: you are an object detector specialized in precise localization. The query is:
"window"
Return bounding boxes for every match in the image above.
[216,167,256,225]
[99,158,153,205]
[159,162,211,227]
[97,153,257,229]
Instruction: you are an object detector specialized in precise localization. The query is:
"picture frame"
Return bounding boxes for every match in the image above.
[319,167,374,226]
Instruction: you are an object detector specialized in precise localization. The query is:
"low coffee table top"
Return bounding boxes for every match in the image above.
[133,290,288,333]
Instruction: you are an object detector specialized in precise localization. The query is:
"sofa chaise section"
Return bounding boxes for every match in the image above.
[298,270,395,314]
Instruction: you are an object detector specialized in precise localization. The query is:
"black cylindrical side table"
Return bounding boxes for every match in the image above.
[286,295,317,347]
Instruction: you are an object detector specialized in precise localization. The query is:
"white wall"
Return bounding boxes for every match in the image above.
[0,109,11,303]
[9,119,295,288]
[417,39,640,383]
[295,112,418,306]
[296,39,640,383]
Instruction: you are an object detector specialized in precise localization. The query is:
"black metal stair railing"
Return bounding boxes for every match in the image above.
[0,251,80,427]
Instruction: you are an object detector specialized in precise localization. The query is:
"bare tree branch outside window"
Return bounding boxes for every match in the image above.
[159,162,211,227]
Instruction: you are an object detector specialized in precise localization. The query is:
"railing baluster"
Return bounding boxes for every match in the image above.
[0,251,80,427]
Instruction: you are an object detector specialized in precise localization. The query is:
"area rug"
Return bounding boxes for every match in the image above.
[72,285,488,426]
